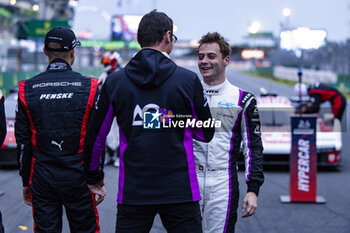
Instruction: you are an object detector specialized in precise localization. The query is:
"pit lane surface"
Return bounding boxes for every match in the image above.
[0,66,349,233]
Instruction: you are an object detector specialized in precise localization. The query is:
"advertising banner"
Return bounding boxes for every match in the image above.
[273,66,337,84]
[290,116,317,202]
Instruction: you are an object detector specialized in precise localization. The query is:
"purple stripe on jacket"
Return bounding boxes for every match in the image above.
[224,110,243,232]
[117,126,127,204]
[190,102,205,141]
[184,127,201,201]
[90,105,114,171]
[238,89,243,108]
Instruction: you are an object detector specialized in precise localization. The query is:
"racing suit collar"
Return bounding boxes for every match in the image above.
[202,79,229,96]
[46,59,72,72]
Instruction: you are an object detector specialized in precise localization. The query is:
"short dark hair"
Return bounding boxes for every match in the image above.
[46,42,70,60]
[198,32,231,58]
[137,10,173,47]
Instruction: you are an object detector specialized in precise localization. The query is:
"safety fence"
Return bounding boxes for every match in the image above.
[2,67,350,97]
[251,67,350,98]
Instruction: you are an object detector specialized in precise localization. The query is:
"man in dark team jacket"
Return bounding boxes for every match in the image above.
[85,10,214,233]
[15,27,104,233]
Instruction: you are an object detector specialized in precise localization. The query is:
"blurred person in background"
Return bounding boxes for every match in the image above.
[15,27,105,233]
[194,32,264,233]
[84,10,214,233]
[0,90,6,233]
[99,51,122,86]
[294,82,346,120]
[99,51,121,167]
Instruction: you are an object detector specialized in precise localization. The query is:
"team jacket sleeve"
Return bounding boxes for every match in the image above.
[0,93,6,146]
[191,76,214,142]
[84,84,114,185]
[15,94,33,187]
[241,96,264,195]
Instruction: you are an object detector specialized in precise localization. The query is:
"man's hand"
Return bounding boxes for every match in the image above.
[296,104,306,114]
[88,180,106,206]
[241,192,258,218]
[23,186,32,207]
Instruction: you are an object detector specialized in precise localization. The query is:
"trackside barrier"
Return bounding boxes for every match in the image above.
[0,69,103,96]
[273,66,337,84]
[280,115,326,203]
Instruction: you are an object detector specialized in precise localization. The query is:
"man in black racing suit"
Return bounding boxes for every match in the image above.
[15,27,104,233]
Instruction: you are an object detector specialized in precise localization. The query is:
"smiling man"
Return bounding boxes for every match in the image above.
[194,32,264,233]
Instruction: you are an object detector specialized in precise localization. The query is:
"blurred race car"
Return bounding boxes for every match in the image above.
[256,92,342,168]
[0,88,18,166]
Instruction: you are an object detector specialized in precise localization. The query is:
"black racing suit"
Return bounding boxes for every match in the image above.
[15,59,100,233]
[303,83,346,120]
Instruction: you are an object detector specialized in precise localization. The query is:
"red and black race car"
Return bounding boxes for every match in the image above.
[0,89,18,167]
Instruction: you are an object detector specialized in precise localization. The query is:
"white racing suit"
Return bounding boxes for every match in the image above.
[193,80,264,233]
[99,70,119,162]
[105,119,119,155]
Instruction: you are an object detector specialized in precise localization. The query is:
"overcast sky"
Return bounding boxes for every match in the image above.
[73,0,350,44]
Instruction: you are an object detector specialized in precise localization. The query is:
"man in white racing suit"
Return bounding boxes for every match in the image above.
[194,32,264,233]
[98,51,121,167]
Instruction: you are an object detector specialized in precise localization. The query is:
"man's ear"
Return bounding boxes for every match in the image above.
[164,30,172,43]
[70,49,75,58]
[224,55,230,66]
[43,47,48,56]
